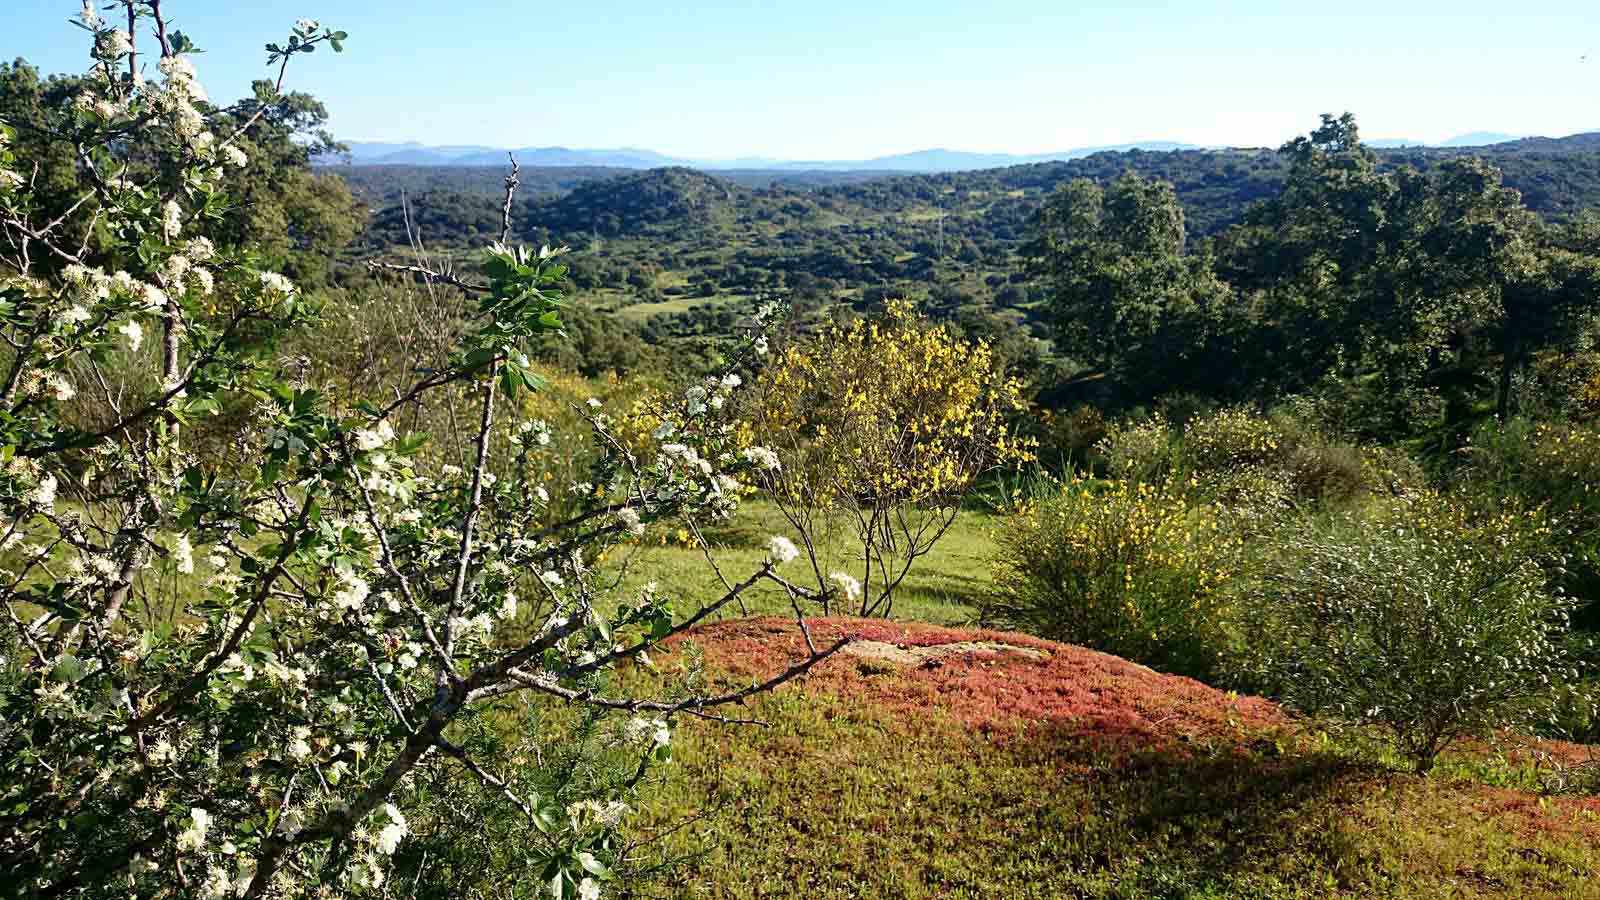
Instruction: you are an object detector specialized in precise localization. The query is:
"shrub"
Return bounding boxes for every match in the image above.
[1095,414,1179,484]
[1096,406,1412,510]
[985,476,1236,679]
[1462,417,1600,629]
[1031,403,1107,471]
[1234,493,1584,773]
[748,299,1034,617]
[1184,406,1283,470]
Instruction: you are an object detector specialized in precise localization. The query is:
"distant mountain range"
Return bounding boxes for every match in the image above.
[318,132,1536,174]
[316,140,1207,172]
[1367,132,1524,149]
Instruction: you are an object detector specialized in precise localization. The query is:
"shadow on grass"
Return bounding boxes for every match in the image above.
[1048,740,1378,897]
[650,697,1382,897]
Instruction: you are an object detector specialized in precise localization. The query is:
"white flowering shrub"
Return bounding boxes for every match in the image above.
[1233,493,1586,773]
[0,6,842,897]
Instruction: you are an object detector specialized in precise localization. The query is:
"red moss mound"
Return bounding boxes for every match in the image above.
[674,617,1285,748]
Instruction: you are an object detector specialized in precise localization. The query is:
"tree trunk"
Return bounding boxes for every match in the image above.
[1496,352,1516,422]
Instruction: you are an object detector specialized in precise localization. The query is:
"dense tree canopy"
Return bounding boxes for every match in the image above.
[1023,114,1600,436]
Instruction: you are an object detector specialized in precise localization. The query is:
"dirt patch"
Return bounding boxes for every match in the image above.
[842,638,1050,667]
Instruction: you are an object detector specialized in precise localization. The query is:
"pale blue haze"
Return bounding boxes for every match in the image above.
[4,0,1596,159]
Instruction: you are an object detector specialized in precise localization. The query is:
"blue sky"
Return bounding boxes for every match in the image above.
[7,0,1597,159]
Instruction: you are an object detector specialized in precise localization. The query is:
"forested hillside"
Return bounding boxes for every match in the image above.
[338,132,1600,361]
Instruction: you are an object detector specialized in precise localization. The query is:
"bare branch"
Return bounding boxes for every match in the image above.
[501,634,849,716]
[500,154,519,245]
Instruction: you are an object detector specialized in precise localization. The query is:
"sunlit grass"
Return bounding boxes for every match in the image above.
[606,499,999,626]
[626,619,1600,899]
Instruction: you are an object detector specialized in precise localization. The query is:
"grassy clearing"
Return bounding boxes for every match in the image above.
[608,500,998,625]
[627,619,1600,899]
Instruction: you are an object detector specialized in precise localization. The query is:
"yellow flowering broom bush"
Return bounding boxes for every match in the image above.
[748,300,1034,616]
[985,476,1237,679]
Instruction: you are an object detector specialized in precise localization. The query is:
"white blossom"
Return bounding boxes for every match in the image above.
[189,267,214,296]
[332,573,370,610]
[579,878,602,900]
[28,475,58,510]
[161,200,183,240]
[159,254,190,286]
[96,30,132,58]
[177,807,211,852]
[375,803,408,855]
[139,282,167,311]
[259,270,295,297]
[118,319,143,352]
[616,506,645,536]
[44,371,74,398]
[741,447,782,471]
[829,571,863,602]
[158,55,197,80]
[199,866,232,899]
[540,569,564,589]
[185,236,216,261]
[625,716,670,747]
[174,535,195,574]
[685,385,708,416]
[353,420,395,451]
[766,535,799,564]
[287,725,312,761]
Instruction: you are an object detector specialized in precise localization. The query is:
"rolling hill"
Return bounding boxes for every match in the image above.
[638,616,1600,897]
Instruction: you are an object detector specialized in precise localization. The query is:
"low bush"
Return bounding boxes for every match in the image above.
[1096,406,1418,511]
[1233,492,1586,773]
[1462,417,1600,629]
[985,476,1236,679]
[747,299,1035,617]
